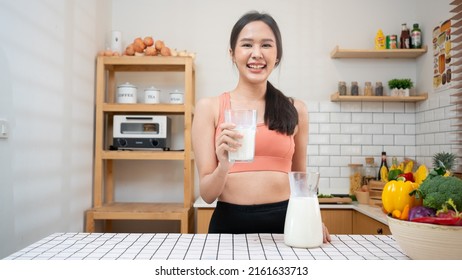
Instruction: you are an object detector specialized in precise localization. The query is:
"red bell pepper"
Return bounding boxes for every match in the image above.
[397,172,415,182]
[411,215,462,226]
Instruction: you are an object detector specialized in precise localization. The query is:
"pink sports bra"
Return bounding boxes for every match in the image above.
[215,92,295,173]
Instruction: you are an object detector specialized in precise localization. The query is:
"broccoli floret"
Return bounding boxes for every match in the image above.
[418,175,462,211]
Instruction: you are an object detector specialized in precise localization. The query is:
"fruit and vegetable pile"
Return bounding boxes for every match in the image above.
[381,152,462,226]
[98,36,195,58]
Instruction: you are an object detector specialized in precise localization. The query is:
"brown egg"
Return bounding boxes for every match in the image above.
[97,50,105,56]
[155,40,165,51]
[134,37,143,45]
[133,41,145,53]
[143,36,154,47]
[125,44,135,56]
[145,46,157,56]
[160,46,171,56]
[112,51,120,57]
[104,49,113,56]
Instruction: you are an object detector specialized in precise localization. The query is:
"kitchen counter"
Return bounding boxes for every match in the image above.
[194,198,388,225]
[4,232,409,260]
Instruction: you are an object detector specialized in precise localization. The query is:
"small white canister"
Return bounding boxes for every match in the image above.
[144,86,160,104]
[169,89,184,104]
[111,30,123,54]
[116,82,137,103]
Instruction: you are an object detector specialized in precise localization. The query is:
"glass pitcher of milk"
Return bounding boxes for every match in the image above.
[284,171,323,248]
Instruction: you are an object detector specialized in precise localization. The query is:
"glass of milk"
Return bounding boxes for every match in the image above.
[284,171,323,248]
[224,109,257,162]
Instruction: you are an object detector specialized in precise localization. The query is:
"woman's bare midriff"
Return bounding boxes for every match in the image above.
[218,171,290,205]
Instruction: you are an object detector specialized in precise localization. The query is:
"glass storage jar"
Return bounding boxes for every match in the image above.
[364,157,377,184]
[348,163,363,195]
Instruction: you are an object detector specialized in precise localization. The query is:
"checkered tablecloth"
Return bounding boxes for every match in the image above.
[5,232,409,260]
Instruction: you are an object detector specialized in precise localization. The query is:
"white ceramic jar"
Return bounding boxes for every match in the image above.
[169,89,184,104]
[144,86,160,104]
[116,82,137,103]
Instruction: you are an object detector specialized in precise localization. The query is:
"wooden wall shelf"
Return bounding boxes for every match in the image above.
[330,45,428,59]
[330,92,428,102]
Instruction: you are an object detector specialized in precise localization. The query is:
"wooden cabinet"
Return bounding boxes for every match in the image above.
[330,45,428,103]
[196,208,214,234]
[322,209,390,235]
[320,209,353,234]
[352,211,390,235]
[85,56,195,233]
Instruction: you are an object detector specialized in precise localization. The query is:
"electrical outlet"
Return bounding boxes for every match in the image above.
[0,119,8,139]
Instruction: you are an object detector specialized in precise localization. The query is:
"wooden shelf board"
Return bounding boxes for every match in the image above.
[330,92,428,102]
[330,45,427,59]
[101,150,185,160]
[102,103,187,113]
[88,202,191,220]
[100,56,194,72]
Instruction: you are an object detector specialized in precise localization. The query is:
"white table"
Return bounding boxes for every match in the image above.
[5,232,409,260]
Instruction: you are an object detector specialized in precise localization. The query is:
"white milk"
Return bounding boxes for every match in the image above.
[284,196,323,248]
[228,127,255,162]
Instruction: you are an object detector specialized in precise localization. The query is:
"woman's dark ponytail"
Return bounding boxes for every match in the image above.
[264,82,298,135]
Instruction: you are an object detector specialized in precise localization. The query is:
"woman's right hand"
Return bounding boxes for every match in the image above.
[215,122,242,168]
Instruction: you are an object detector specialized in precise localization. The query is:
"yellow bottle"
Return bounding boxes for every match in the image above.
[375,29,386,50]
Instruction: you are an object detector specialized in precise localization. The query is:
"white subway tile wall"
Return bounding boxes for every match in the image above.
[305,90,456,195]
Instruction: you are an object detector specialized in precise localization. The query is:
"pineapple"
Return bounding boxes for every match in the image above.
[432,152,456,172]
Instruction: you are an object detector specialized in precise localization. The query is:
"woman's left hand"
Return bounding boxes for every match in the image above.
[322,223,331,243]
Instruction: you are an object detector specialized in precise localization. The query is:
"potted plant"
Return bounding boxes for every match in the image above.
[388,78,414,97]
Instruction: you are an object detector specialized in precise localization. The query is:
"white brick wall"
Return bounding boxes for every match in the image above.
[305,90,456,195]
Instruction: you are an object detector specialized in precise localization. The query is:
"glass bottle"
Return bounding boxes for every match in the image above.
[375,82,383,96]
[338,81,347,96]
[377,152,388,181]
[411,23,422,49]
[364,157,377,184]
[364,81,373,96]
[351,81,359,96]
[400,23,411,49]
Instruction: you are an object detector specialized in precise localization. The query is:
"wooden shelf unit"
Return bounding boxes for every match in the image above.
[330,45,428,59]
[330,45,428,103]
[85,56,195,233]
[330,92,428,102]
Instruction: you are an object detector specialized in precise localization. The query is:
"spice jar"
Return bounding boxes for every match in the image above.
[348,163,363,195]
[338,81,347,96]
[364,82,373,96]
[350,81,359,96]
[375,82,383,96]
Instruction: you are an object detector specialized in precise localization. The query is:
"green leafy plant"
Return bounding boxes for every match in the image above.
[433,151,457,172]
[387,78,414,89]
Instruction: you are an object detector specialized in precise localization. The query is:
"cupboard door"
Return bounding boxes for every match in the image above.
[352,211,390,235]
[320,209,353,234]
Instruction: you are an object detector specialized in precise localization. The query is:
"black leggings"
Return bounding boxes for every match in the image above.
[208,200,289,234]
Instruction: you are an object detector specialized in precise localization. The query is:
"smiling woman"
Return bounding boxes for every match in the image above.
[191,11,330,242]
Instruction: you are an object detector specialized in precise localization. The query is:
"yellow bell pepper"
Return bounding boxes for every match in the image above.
[413,164,428,185]
[381,180,422,220]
